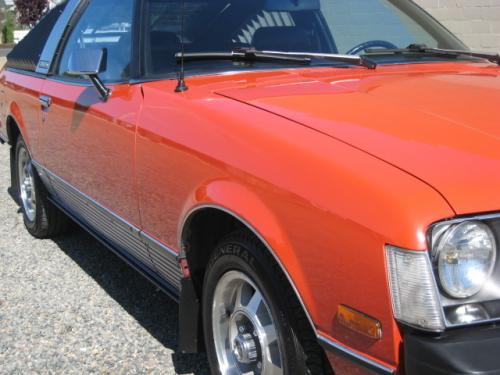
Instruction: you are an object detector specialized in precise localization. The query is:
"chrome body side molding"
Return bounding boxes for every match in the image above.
[44,163,153,268]
[32,161,183,295]
[142,232,182,290]
[317,335,396,375]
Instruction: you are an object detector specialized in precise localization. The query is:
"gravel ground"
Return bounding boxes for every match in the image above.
[0,139,209,372]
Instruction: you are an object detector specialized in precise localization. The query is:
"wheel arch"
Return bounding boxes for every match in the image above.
[6,102,29,147]
[180,204,316,333]
[177,181,317,352]
[6,114,21,145]
[5,113,24,193]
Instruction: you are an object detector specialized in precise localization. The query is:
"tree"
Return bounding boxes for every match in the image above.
[2,10,14,43]
[0,0,7,38]
[14,0,48,27]
[0,0,6,28]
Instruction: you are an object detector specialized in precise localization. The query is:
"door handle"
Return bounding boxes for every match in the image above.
[39,95,52,109]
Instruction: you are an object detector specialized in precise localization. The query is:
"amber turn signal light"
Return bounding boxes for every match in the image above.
[337,305,382,340]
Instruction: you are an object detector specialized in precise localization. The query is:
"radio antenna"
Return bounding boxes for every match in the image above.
[175,0,188,92]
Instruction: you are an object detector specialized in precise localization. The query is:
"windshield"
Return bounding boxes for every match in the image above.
[144,0,466,77]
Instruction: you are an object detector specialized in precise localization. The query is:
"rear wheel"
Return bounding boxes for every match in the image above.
[17,143,37,223]
[202,233,331,375]
[15,137,69,238]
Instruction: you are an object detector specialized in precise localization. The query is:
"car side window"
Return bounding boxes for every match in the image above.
[57,0,135,82]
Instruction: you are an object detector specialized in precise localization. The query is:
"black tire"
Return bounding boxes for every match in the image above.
[202,232,332,375]
[14,137,70,238]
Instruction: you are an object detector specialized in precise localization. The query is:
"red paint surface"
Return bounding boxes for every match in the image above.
[3,61,499,372]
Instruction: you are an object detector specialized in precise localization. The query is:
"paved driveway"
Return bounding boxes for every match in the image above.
[0,143,209,373]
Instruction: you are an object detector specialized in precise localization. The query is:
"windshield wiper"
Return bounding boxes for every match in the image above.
[175,48,311,65]
[365,44,500,65]
[260,50,376,69]
[175,48,377,69]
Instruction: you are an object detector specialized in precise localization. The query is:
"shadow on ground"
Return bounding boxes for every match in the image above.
[51,226,209,375]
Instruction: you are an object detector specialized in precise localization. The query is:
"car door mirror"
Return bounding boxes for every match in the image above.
[65,48,111,101]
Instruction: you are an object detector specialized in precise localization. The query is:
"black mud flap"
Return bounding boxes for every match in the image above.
[8,144,19,204]
[178,277,204,354]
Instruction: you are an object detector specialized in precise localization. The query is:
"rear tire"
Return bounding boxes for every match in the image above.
[202,232,332,375]
[15,137,70,238]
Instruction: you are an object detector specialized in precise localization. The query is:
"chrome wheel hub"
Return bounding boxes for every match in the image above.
[233,333,257,364]
[18,147,36,222]
[212,271,283,375]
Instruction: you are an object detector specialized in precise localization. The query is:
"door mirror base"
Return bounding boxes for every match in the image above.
[88,75,111,101]
[65,72,111,102]
[65,48,111,101]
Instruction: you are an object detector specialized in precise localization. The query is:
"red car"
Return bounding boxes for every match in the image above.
[2,0,500,374]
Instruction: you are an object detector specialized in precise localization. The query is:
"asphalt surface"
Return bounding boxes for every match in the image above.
[0,138,209,372]
[0,49,10,58]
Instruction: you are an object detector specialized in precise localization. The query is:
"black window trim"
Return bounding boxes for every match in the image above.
[35,0,80,75]
[132,0,146,79]
[5,67,47,80]
[48,0,90,78]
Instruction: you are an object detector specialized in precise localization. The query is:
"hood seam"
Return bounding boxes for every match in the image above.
[215,91,457,216]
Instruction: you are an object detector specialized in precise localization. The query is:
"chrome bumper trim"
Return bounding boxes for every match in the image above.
[317,335,396,375]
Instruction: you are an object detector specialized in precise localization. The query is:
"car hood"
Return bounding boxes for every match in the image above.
[215,63,500,215]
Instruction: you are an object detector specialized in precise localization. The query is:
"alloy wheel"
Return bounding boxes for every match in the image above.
[212,270,284,375]
[18,147,37,222]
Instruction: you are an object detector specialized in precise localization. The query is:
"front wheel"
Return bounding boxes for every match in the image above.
[203,233,330,375]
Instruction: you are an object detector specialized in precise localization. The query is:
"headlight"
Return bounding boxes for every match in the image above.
[435,221,496,299]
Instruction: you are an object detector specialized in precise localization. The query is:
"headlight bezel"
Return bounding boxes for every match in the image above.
[433,220,497,299]
[427,216,500,329]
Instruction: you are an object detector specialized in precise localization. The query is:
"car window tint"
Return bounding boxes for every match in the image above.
[320,0,437,54]
[145,0,207,75]
[143,0,464,78]
[144,0,330,76]
[58,0,134,82]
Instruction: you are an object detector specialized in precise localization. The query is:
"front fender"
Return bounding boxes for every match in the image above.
[179,179,318,330]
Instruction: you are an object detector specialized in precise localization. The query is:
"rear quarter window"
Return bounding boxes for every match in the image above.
[6,1,68,72]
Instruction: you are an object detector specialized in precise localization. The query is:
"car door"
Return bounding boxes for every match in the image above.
[37,0,152,268]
